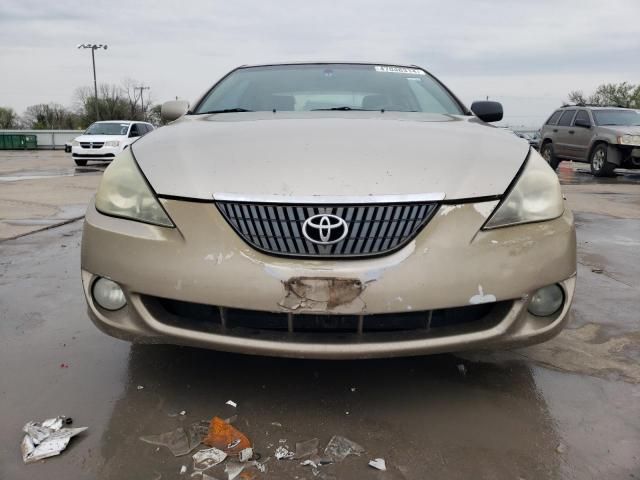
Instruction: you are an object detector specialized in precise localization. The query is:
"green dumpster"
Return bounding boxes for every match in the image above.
[14,135,26,149]
[24,135,37,150]
[0,135,5,150]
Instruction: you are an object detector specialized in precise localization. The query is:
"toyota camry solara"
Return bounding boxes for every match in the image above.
[81,62,576,359]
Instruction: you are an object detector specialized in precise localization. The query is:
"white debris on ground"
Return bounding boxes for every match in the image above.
[225,400,237,408]
[192,447,227,470]
[20,416,87,464]
[369,458,387,471]
[137,413,374,477]
[238,447,253,462]
[275,445,295,460]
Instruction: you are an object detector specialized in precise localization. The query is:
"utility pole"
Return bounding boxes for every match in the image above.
[136,85,150,120]
[77,44,108,121]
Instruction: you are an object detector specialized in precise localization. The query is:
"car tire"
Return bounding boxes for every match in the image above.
[541,142,559,170]
[590,144,615,177]
[74,159,88,167]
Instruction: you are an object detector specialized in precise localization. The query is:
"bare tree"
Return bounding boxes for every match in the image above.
[22,103,80,129]
[567,90,588,105]
[568,82,640,108]
[0,107,20,128]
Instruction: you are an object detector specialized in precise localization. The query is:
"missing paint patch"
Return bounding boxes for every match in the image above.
[279,277,366,311]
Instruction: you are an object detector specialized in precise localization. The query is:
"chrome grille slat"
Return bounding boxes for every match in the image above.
[216,201,439,258]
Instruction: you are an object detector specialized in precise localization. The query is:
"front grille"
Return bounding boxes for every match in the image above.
[80,142,104,149]
[144,296,510,340]
[216,202,438,258]
[72,153,115,158]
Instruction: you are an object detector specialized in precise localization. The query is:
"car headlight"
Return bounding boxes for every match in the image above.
[71,140,80,146]
[483,150,564,229]
[105,140,120,147]
[95,148,174,227]
[617,134,640,146]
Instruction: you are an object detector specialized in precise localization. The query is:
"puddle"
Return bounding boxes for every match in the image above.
[558,164,640,186]
[4,205,87,226]
[0,167,102,182]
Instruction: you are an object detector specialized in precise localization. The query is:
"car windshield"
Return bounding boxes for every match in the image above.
[592,109,640,126]
[85,123,130,135]
[194,64,464,114]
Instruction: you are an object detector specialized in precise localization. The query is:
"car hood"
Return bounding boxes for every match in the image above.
[600,125,640,135]
[133,112,530,201]
[75,134,125,142]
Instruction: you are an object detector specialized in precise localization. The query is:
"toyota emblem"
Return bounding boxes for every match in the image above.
[302,214,349,245]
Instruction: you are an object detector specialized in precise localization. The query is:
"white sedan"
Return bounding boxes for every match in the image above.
[70,120,154,166]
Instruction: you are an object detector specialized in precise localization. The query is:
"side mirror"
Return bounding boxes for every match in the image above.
[574,118,591,129]
[470,101,503,123]
[161,100,190,122]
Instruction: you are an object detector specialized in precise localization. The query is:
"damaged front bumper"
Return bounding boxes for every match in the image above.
[81,197,577,359]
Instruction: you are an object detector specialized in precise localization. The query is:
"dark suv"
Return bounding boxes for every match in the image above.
[539,106,640,176]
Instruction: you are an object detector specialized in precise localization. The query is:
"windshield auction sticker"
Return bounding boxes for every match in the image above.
[375,66,425,75]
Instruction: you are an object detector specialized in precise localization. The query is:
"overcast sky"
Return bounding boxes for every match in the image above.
[1,0,639,128]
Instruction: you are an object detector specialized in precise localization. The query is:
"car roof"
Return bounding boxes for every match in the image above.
[92,120,153,124]
[237,61,424,69]
[558,105,634,111]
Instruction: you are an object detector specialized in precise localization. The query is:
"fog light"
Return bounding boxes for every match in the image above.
[528,284,563,317]
[92,277,126,311]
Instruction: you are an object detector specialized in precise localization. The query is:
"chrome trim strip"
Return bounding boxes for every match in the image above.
[213,192,446,204]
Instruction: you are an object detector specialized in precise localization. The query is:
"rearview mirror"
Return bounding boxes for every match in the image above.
[161,100,190,122]
[470,101,503,123]
[574,118,591,128]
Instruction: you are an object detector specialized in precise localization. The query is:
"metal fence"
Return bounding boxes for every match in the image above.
[0,130,83,149]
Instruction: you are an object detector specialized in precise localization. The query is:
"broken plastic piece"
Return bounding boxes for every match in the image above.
[294,438,319,459]
[224,460,246,480]
[140,421,208,457]
[226,400,237,408]
[323,436,364,462]
[300,459,319,468]
[193,447,227,470]
[274,445,295,460]
[204,417,251,455]
[238,447,253,462]
[21,416,87,464]
[368,458,386,471]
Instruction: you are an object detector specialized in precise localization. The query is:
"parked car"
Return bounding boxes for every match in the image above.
[513,131,540,150]
[81,62,576,359]
[540,106,640,176]
[70,120,154,166]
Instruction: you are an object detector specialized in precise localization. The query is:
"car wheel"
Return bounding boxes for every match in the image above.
[590,144,615,177]
[74,159,88,167]
[541,142,559,169]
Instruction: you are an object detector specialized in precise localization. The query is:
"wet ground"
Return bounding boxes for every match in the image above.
[0,151,103,240]
[0,153,639,479]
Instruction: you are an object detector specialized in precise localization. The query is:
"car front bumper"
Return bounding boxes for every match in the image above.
[81,197,577,359]
[71,145,122,160]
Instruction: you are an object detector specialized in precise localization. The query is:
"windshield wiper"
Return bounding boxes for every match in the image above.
[198,108,254,114]
[311,106,373,111]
